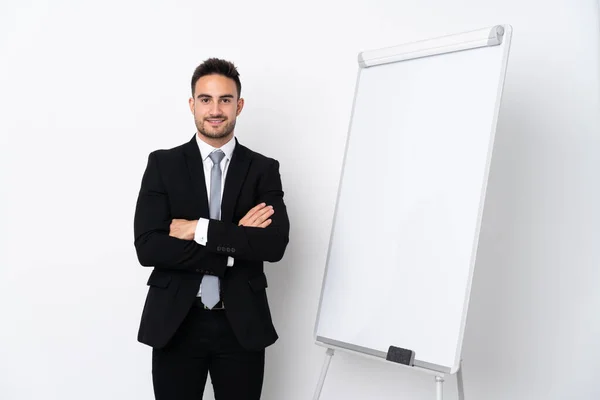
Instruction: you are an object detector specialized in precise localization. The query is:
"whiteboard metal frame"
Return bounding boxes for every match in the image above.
[313,23,513,381]
[358,25,505,68]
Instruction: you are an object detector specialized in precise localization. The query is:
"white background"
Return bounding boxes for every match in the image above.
[1,1,599,400]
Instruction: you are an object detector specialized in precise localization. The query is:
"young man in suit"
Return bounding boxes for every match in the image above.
[133,58,290,400]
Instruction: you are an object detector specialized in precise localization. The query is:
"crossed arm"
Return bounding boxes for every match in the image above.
[134,152,289,277]
[169,203,275,240]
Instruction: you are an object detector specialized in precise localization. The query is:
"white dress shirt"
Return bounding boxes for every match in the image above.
[193,134,236,295]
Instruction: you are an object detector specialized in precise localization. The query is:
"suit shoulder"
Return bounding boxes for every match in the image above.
[239,143,280,167]
[147,141,188,162]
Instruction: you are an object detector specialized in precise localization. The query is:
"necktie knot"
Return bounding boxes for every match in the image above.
[209,150,225,166]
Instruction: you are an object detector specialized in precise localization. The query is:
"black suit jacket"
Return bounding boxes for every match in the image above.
[133,135,290,351]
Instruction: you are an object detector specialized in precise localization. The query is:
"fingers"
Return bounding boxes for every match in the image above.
[239,203,267,225]
[170,219,187,238]
[169,221,178,237]
[247,203,267,216]
[239,204,274,227]
[244,203,267,220]
[247,206,273,226]
[258,219,272,228]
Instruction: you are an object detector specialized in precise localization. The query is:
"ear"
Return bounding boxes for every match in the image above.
[236,98,245,116]
[188,97,194,114]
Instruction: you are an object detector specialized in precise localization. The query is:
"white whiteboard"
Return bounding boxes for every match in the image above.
[314,25,512,374]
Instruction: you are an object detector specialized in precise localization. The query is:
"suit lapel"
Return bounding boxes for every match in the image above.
[183,136,210,219]
[221,139,251,222]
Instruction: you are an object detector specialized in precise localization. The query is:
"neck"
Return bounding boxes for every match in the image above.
[197,132,234,149]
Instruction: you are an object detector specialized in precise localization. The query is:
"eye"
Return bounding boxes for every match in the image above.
[200,98,210,104]
[221,98,231,103]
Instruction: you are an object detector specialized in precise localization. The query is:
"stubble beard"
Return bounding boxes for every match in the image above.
[196,117,236,141]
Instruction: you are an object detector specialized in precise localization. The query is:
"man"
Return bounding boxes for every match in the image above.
[133,58,290,400]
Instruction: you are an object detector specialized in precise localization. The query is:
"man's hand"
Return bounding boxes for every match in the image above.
[238,203,274,228]
[169,219,198,240]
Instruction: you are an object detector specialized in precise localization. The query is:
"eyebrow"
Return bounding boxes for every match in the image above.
[196,94,235,99]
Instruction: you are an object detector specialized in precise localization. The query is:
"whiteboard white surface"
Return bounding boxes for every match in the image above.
[315,25,512,374]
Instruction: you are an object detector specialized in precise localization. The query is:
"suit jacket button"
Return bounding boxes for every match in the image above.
[195,269,200,272]
[217,246,222,251]
[231,248,236,253]
[226,247,231,252]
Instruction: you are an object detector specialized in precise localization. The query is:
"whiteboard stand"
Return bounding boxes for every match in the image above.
[434,360,465,400]
[312,23,512,400]
[436,375,444,400]
[312,346,465,400]
[312,348,334,400]
[457,360,465,400]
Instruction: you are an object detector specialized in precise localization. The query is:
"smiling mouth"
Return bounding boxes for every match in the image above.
[206,118,226,125]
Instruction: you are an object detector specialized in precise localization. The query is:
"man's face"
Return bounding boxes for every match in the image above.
[189,74,244,143]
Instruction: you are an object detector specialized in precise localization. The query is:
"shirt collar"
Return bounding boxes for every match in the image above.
[195,134,236,162]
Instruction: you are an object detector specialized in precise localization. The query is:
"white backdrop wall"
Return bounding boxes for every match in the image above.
[1,1,599,400]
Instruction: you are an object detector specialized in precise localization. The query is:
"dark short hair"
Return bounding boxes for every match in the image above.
[191,58,241,98]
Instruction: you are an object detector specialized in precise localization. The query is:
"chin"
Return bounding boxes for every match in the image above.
[200,130,231,140]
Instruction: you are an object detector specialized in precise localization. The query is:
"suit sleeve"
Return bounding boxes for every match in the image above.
[206,159,290,262]
[133,152,228,277]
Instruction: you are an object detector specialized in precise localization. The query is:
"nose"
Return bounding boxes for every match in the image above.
[209,102,222,116]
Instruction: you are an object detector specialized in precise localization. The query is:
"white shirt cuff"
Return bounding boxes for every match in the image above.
[227,257,234,267]
[194,218,209,246]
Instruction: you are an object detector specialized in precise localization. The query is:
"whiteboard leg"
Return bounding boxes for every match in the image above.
[313,348,335,400]
[457,361,465,400]
[435,376,444,400]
